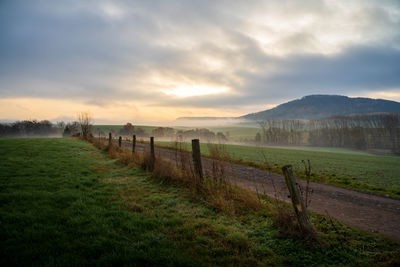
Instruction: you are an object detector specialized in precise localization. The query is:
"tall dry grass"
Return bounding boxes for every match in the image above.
[87,136,264,215]
[86,136,316,240]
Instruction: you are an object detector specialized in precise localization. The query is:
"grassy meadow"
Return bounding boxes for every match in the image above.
[93,124,157,134]
[92,124,260,142]
[1,138,399,266]
[156,141,400,197]
[206,126,260,142]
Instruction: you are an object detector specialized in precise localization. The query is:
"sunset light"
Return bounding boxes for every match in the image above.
[0,0,399,124]
[161,85,229,98]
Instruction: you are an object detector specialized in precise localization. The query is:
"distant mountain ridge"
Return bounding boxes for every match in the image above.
[176,95,400,121]
[241,95,400,120]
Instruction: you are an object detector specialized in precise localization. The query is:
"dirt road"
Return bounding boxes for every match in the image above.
[118,140,400,242]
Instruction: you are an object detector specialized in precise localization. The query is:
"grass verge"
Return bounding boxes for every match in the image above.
[1,138,399,266]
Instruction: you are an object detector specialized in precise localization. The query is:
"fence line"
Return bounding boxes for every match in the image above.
[101,131,314,239]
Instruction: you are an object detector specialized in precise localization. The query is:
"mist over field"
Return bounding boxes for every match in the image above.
[1,1,400,265]
[175,118,235,126]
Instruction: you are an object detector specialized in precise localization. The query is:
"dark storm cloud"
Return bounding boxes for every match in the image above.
[240,45,400,101]
[0,0,399,110]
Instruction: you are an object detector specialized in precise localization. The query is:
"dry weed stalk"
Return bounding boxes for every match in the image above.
[263,178,302,238]
[325,209,340,234]
[205,143,262,214]
[300,159,314,208]
[256,148,302,237]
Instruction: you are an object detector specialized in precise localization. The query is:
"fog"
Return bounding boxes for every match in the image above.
[0,134,63,138]
[0,120,64,138]
[171,118,254,127]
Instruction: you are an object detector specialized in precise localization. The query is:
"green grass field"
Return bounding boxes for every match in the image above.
[156,141,400,197]
[93,124,260,142]
[93,125,157,134]
[206,126,260,142]
[1,138,399,265]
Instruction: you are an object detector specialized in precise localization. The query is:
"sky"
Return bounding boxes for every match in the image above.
[1,0,400,124]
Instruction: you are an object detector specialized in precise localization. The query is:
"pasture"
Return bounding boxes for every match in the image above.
[206,126,260,142]
[1,138,399,265]
[92,124,260,142]
[93,124,157,134]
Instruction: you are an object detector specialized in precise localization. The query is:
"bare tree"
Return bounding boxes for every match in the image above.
[78,112,93,138]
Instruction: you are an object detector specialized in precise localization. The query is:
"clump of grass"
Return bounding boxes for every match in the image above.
[152,156,182,181]
[257,179,303,240]
[89,135,108,150]
[271,201,302,239]
[206,180,262,215]
[204,143,263,215]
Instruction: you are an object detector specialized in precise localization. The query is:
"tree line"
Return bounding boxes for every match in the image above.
[256,113,400,153]
[0,120,64,137]
[0,113,93,138]
[100,123,227,142]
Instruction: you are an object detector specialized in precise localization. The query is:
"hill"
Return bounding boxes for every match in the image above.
[241,95,400,120]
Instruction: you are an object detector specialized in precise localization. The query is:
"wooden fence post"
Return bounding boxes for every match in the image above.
[108,132,112,146]
[118,136,122,147]
[132,135,136,154]
[150,137,155,162]
[282,165,316,240]
[191,139,203,182]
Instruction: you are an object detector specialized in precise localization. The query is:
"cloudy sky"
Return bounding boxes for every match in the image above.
[1,0,400,124]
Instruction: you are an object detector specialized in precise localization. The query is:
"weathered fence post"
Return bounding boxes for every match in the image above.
[132,135,136,154]
[108,132,112,146]
[191,139,203,182]
[118,136,122,147]
[282,165,316,240]
[150,137,155,162]
[150,136,156,170]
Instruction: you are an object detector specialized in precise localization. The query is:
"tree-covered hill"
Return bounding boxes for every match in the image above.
[242,95,400,120]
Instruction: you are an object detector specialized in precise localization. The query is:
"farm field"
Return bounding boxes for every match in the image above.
[206,126,260,142]
[1,138,399,265]
[155,141,400,197]
[93,124,157,134]
[93,124,260,142]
